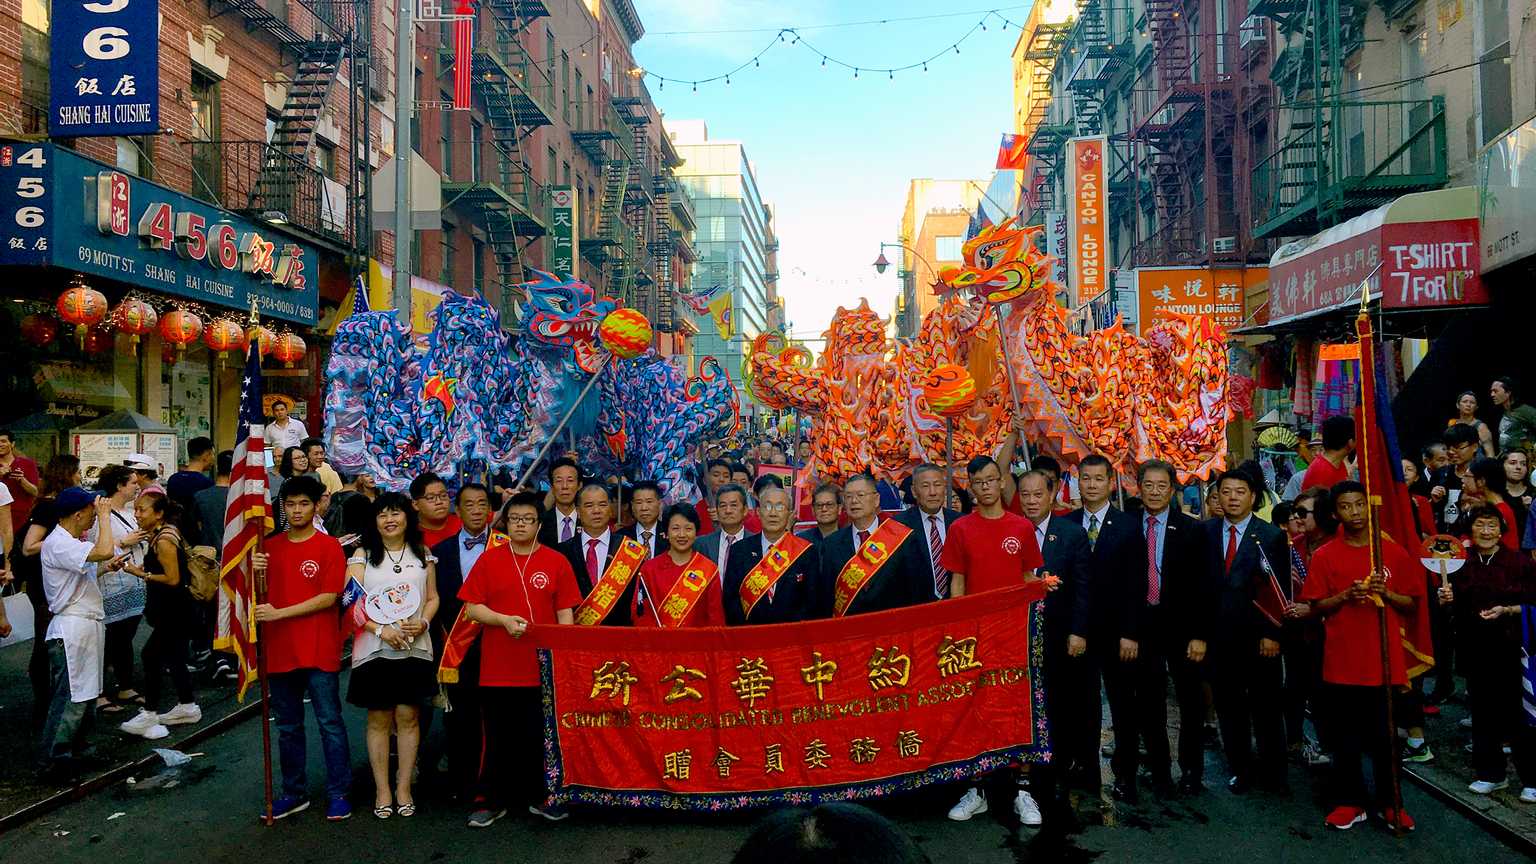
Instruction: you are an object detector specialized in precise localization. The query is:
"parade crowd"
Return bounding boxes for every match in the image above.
[2,376,1535,839]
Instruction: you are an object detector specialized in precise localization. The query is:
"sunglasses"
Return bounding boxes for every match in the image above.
[1290,507,1311,519]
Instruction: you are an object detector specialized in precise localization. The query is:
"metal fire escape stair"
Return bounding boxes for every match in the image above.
[253,39,346,221]
[1066,0,1110,135]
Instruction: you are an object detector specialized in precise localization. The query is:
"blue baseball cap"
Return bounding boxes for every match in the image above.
[55,486,100,516]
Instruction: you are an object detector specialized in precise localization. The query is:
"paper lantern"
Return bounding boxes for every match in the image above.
[204,318,248,357]
[81,325,113,355]
[272,332,307,368]
[598,308,653,360]
[921,363,977,418]
[56,281,108,343]
[110,298,158,350]
[20,314,58,348]
[159,308,204,353]
[250,325,277,359]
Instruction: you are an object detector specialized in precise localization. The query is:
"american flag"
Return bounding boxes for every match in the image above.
[452,0,474,110]
[214,343,272,701]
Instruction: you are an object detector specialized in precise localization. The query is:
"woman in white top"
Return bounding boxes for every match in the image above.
[91,465,147,712]
[346,492,439,819]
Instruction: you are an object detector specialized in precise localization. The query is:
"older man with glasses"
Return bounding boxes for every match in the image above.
[810,473,920,618]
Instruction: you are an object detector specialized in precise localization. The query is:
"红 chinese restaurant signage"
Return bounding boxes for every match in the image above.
[1267,187,1485,326]
[550,186,579,277]
[1065,136,1108,307]
[0,142,319,324]
[532,584,1047,809]
[50,0,159,137]
[1137,267,1265,335]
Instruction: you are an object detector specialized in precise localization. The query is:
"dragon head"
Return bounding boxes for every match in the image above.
[936,221,1056,310]
[517,269,618,371]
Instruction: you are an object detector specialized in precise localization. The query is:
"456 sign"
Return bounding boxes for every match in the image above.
[50,0,160,137]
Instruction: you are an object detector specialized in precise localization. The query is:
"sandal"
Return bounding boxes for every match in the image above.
[101,701,130,714]
[396,802,416,818]
[373,804,393,819]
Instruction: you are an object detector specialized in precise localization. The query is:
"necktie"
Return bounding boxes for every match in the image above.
[1086,513,1100,548]
[464,532,487,550]
[561,515,574,543]
[1145,515,1160,605]
[585,537,600,584]
[1225,524,1239,572]
[721,533,736,571]
[857,529,869,550]
[642,530,653,556]
[929,515,949,598]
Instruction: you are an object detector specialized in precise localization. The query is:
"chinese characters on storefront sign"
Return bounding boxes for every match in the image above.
[50,0,159,137]
[550,186,579,277]
[1135,267,1263,335]
[535,584,1047,809]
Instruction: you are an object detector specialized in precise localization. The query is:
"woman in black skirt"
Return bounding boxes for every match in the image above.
[347,492,439,819]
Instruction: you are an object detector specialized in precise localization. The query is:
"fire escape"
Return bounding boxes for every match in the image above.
[1249,0,1447,238]
[197,0,369,269]
[648,130,689,333]
[616,96,654,308]
[1021,20,1071,223]
[441,0,555,318]
[574,95,636,303]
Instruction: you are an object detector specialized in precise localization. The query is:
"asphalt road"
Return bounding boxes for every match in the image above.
[3,700,1529,864]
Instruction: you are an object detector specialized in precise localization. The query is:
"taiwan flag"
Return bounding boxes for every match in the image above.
[996,133,1028,170]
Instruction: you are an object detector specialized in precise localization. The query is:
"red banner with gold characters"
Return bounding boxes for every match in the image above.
[530,584,1049,809]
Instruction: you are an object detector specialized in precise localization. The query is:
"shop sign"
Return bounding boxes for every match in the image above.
[550,186,579,277]
[1478,113,1536,272]
[1065,136,1108,306]
[49,0,159,138]
[1044,209,1068,289]
[1136,267,1260,335]
[0,142,319,324]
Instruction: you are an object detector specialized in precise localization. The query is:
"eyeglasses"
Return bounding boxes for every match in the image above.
[418,493,450,503]
[1140,481,1172,493]
[505,515,538,526]
[760,502,789,512]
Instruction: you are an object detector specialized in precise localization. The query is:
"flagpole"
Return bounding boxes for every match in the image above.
[248,299,276,828]
[991,303,1031,471]
[512,354,612,491]
[1354,267,1405,835]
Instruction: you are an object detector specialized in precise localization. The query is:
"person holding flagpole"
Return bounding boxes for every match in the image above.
[632,503,725,628]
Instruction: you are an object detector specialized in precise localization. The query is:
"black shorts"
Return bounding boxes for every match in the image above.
[346,656,437,710]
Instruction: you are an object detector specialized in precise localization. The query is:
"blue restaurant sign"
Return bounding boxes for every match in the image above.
[0,142,319,325]
[50,0,160,137]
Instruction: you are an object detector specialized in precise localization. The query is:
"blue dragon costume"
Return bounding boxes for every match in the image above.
[323,270,738,502]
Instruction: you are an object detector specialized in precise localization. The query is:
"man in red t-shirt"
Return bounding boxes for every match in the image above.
[0,429,39,535]
[459,491,582,827]
[251,475,351,822]
[1298,480,1424,833]
[1301,415,1355,492]
[939,455,1046,826]
[411,472,463,549]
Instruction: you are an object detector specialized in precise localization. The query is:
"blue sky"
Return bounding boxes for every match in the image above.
[632,1,1024,342]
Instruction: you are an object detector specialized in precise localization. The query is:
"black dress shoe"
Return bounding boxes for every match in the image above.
[1177,777,1204,796]
[1227,775,1250,794]
[1111,781,1139,803]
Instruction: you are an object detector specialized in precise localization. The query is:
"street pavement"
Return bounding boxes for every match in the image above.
[3,693,1530,864]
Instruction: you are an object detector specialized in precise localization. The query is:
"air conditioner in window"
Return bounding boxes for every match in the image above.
[1213,236,1238,254]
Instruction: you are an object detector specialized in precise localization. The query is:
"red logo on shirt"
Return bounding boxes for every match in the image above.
[531,572,549,589]
[1001,537,1021,555]
[300,559,320,580]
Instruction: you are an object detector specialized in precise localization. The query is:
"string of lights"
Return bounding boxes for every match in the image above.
[646,5,1033,37]
[645,10,1028,92]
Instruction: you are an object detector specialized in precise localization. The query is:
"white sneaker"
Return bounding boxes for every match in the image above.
[157,703,202,726]
[1014,790,1043,826]
[947,788,988,821]
[120,709,161,737]
[1468,780,1509,795]
[1520,788,1536,804]
[1460,716,1474,729]
[142,723,170,740]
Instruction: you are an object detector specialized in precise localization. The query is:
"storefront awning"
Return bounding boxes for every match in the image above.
[1260,186,1485,328]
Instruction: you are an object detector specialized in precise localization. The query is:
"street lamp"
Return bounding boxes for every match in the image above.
[872,251,892,274]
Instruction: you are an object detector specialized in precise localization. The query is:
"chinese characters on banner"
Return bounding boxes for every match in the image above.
[550,186,580,277]
[533,584,1048,809]
[50,0,160,137]
[1135,267,1264,335]
[1065,136,1108,307]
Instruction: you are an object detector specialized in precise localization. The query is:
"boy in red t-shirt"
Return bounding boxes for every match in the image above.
[251,475,351,822]
[1298,480,1424,833]
[459,491,582,827]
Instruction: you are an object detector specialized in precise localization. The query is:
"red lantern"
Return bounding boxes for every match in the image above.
[21,314,58,348]
[82,325,113,355]
[110,298,158,351]
[204,318,248,358]
[159,308,204,353]
[56,281,108,343]
[250,325,277,359]
[272,332,307,368]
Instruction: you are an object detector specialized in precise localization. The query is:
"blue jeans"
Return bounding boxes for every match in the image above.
[268,669,352,801]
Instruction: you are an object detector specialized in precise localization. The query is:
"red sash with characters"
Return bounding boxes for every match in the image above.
[740,533,812,620]
[833,520,913,618]
[435,531,509,684]
[572,536,647,626]
[655,552,718,628]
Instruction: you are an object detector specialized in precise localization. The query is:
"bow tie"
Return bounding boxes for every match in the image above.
[463,533,488,550]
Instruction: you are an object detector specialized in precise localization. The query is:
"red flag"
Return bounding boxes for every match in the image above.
[452,1,474,111]
[996,133,1028,170]
[1356,312,1435,678]
[214,343,272,701]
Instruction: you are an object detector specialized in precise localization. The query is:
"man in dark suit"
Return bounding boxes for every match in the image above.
[894,463,962,602]
[811,473,920,617]
[429,482,494,801]
[617,479,664,558]
[1206,468,1290,793]
[723,485,819,625]
[1015,468,1093,804]
[799,483,843,547]
[695,483,751,576]
[557,482,634,625]
[1105,460,1215,801]
[537,456,583,548]
[1065,453,1147,791]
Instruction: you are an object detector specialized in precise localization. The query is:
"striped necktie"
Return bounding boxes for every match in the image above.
[929,515,948,599]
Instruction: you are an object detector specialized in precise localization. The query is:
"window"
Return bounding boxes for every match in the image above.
[440,92,454,178]
[547,146,558,186]
[561,52,570,122]
[441,222,456,284]
[115,136,153,179]
[1403,28,1433,174]
[410,71,423,152]
[20,0,48,133]
[1479,0,1512,144]
[562,160,570,187]
[264,110,279,144]
[189,71,221,202]
[574,69,585,127]
[934,235,964,261]
[470,121,483,182]
[315,141,337,179]
[473,238,486,292]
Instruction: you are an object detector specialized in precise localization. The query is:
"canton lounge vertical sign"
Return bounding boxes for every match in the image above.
[550,186,579,278]
[50,0,160,137]
[1065,136,1108,308]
